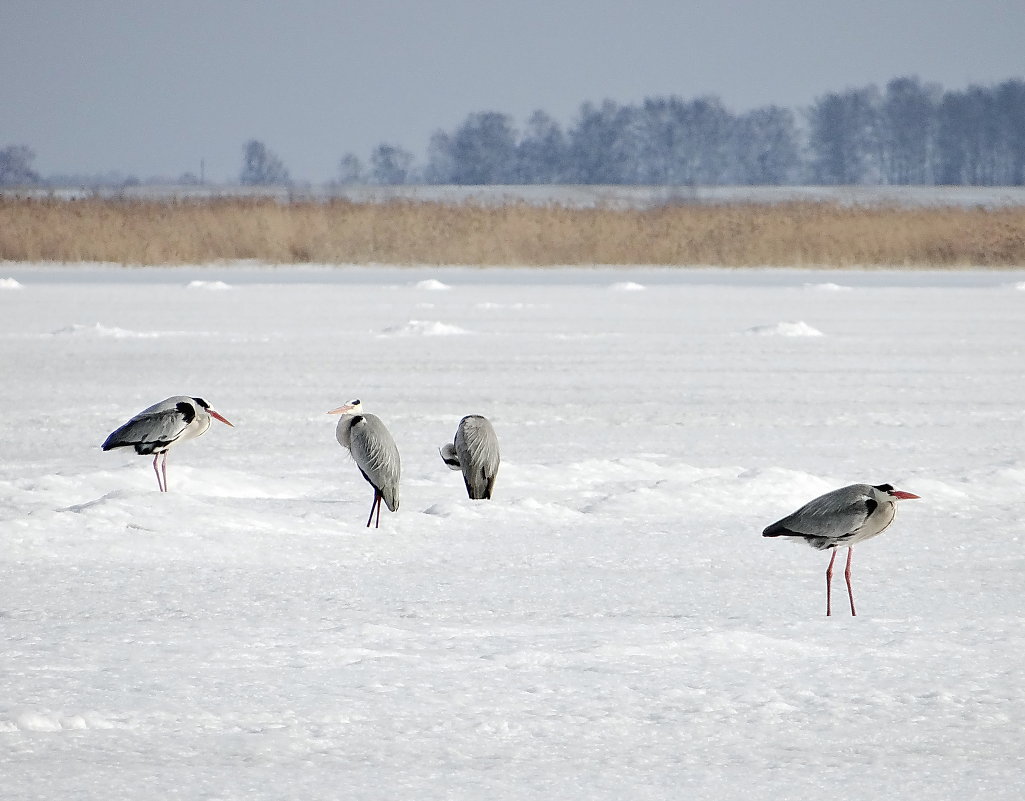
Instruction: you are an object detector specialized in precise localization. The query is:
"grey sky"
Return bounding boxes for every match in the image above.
[2,0,1022,182]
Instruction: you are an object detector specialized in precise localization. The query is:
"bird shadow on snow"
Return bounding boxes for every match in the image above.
[97,463,309,500]
[60,489,134,513]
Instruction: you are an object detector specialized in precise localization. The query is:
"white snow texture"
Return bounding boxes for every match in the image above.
[2,263,1024,801]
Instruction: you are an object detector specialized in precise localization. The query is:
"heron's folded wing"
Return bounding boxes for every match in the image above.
[778,490,872,540]
[349,415,401,489]
[457,416,500,475]
[102,408,190,453]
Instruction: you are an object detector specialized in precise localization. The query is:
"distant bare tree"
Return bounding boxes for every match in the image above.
[936,88,999,185]
[995,79,1025,185]
[239,140,290,185]
[879,77,939,184]
[446,112,518,184]
[515,110,569,183]
[422,113,519,184]
[730,106,801,184]
[567,100,637,184]
[807,87,882,184]
[0,145,41,186]
[337,153,366,184]
[636,96,733,185]
[423,131,456,184]
[369,144,413,185]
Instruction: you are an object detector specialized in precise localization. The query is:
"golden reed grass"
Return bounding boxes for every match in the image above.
[1,196,1024,267]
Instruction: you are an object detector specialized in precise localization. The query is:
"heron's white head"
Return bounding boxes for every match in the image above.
[193,397,234,427]
[327,398,363,416]
[873,483,920,501]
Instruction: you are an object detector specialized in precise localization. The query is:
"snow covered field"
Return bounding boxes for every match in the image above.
[17,183,1025,208]
[2,263,1024,800]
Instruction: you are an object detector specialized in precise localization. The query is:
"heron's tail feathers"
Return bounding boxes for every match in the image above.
[762,523,803,538]
[463,469,497,500]
[763,523,834,550]
[381,486,399,513]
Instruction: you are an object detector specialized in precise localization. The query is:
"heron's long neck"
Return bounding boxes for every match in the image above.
[335,415,356,450]
[178,411,211,443]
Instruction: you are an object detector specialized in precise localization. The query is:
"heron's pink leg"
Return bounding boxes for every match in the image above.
[825,550,837,617]
[152,454,164,492]
[845,547,856,616]
[161,453,169,493]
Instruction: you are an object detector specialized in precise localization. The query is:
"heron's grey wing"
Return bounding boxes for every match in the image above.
[102,408,191,454]
[771,485,874,542]
[349,414,401,511]
[455,416,500,499]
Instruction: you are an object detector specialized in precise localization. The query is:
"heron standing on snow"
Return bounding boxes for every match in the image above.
[328,399,400,528]
[762,483,919,616]
[101,396,234,492]
[440,415,500,499]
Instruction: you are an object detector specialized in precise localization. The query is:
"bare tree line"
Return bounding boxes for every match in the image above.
[343,77,1025,187]
[2,76,1023,188]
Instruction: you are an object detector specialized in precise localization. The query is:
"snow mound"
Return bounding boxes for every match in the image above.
[0,277,24,290]
[51,323,166,338]
[186,280,232,290]
[608,281,646,291]
[13,712,65,732]
[804,282,852,291]
[422,502,481,518]
[414,279,451,291]
[475,302,531,310]
[7,710,116,732]
[732,466,837,505]
[1013,282,1025,291]
[744,321,824,337]
[380,320,469,336]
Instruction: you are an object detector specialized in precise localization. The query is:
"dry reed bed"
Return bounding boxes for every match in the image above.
[1,196,1024,267]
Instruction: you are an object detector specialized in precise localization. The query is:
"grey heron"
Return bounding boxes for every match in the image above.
[101,396,234,492]
[762,483,920,616]
[440,415,500,499]
[327,399,400,528]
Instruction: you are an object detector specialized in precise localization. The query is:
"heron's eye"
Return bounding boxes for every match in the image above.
[873,483,894,493]
[193,397,209,409]
[352,398,361,405]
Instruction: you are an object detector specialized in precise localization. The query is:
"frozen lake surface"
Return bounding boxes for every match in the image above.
[2,263,1024,799]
